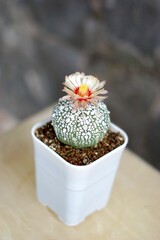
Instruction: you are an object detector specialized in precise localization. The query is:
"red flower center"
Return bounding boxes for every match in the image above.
[74,84,92,98]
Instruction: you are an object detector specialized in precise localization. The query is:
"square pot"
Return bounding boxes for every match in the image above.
[31,118,128,226]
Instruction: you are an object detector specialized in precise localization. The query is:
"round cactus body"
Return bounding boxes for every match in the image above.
[52,99,110,148]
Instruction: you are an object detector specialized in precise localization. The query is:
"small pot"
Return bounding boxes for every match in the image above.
[31,118,128,226]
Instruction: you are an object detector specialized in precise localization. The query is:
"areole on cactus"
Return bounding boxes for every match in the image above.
[52,72,110,148]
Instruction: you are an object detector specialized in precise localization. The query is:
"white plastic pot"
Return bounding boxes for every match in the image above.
[31,118,128,226]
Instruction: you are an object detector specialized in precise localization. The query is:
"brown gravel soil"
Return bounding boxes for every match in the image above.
[35,121,124,166]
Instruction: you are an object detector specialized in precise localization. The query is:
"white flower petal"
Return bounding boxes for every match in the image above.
[71,72,84,87]
[90,89,108,97]
[92,80,105,91]
[97,81,106,89]
[82,76,87,84]
[87,76,99,89]
[75,72,84,86]
[94,96,107,100]
[90,82,100,91]
[63,87,76,98]
[64,80,75,90]
[65,76,78,89]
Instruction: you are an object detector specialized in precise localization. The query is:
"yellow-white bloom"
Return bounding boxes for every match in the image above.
[62,72,108,107]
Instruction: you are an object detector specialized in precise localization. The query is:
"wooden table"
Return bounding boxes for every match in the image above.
[0,107,160,240]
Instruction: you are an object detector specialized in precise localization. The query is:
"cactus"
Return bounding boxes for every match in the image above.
[52,72,110,148]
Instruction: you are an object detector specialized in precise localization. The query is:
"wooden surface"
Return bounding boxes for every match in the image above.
[0,106,160,240]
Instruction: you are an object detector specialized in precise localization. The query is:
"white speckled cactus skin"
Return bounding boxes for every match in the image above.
[52,100,110,148]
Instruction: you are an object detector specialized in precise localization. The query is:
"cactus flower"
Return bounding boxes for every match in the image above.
[62,72,108,107]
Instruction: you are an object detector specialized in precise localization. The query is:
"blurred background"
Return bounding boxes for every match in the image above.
[0,0,160,170]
